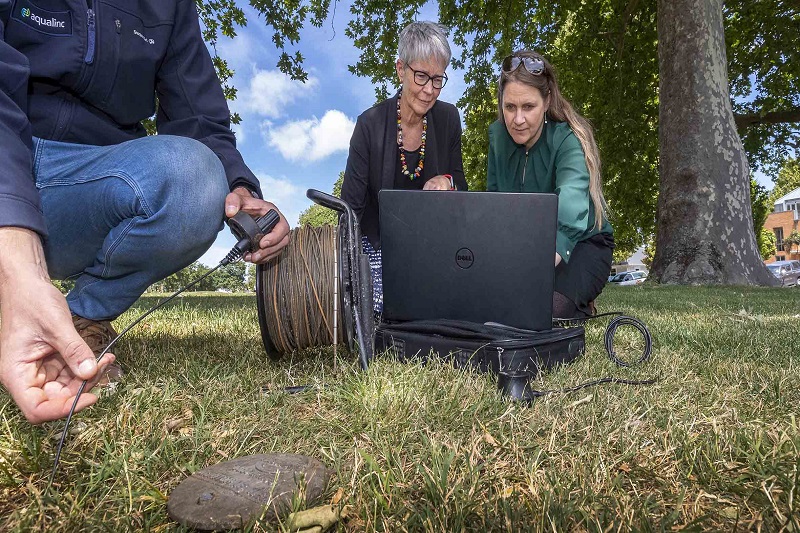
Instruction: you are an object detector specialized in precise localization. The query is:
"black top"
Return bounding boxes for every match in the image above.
[394,149,427,190]
[341,93,467,249]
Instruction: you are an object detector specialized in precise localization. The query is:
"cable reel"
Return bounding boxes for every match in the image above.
[255,189,374,369]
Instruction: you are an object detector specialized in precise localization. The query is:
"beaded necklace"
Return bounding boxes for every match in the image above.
[396,89,427,180]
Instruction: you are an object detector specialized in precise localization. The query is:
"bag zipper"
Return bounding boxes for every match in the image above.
[84,0,96,64]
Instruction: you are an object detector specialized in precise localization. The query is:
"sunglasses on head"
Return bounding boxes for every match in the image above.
[502,55,545,76]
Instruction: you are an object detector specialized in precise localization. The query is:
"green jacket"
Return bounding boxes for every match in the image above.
[487,119,612,263]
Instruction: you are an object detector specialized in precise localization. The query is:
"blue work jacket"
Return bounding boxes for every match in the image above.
[0,0,260,236]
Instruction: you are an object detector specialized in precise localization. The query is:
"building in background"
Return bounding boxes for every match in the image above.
[610,246,648,276]
[764,187,800,263]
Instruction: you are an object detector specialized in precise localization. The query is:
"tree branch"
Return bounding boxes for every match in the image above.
[788,132,800,150]
[616,0,640,63]
[735,107,800,129]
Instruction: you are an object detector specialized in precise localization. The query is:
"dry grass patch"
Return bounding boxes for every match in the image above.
[0,286,798,531]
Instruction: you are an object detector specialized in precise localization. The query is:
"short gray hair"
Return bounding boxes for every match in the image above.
[398,21,451,69]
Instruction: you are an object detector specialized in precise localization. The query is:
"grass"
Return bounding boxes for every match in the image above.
[1,285,799,531]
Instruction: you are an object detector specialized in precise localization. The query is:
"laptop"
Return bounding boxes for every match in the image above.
[379,190,558,331]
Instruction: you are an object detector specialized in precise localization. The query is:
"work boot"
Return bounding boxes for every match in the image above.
[586,300,597,316]
[72,315,123,383]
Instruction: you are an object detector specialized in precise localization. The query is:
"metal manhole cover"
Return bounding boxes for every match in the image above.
[167,453,331,531]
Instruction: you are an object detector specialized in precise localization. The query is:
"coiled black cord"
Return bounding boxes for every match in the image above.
[500,312,657,402]
[604,314,653,367]
[554,312,653,367]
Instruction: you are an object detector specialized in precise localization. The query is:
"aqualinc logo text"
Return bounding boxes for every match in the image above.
[22,8,66,28]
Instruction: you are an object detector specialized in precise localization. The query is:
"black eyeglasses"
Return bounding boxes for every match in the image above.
[406,65,448,89]
[502,55,545,76]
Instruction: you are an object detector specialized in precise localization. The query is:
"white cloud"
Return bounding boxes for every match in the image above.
[215,31,257,68]
[241,68,318,118]
[264,110,355,162]
[256,174,310,227]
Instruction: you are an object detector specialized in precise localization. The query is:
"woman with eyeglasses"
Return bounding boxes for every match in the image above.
[342,21,467,313]
[488,51,614,319]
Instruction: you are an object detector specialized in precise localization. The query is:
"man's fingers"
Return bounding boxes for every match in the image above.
[257,211,289,244]
[8,346,116,424]
[263,234,292,261]
[225,191,245,217]
[33,394,99,424]
[84,354,117,392]
[19,387,99,424]
[249,234,291,264]
[228,196,291,264]
[51,330,98,381]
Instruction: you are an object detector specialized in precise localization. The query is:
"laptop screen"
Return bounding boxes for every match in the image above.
[379,190,557,331]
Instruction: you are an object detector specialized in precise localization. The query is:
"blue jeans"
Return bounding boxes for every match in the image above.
[33,135,229,320]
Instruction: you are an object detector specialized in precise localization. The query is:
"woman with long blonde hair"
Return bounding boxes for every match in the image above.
[488,50,614,318]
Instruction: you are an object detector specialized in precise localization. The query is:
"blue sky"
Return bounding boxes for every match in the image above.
[198,2,774,265]
[198,2,467,265]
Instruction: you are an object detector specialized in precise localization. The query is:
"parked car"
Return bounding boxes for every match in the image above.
[766,260,800,287]
[609,271,647,286]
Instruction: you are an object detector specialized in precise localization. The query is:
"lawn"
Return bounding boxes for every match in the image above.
[1,285,799,531]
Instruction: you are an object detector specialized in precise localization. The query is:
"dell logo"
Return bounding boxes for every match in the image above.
[455,247,474,269]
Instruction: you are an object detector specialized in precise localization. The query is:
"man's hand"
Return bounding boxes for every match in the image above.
[423,175,453,191]
[225,187,291,263]
[0,228,115,424]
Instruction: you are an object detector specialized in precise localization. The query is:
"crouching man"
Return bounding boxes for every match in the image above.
[0,0,290,423]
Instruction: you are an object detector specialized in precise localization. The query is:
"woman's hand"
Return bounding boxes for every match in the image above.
[423,175,454,191]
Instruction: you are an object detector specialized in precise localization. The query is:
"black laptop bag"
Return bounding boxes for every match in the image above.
[373,319,585,377]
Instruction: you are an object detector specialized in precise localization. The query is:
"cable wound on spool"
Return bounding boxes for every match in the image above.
[257,225,343,353]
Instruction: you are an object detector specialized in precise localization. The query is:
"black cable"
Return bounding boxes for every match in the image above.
[259,384,316,395]
[552,311,622,328]
[49,259,230,488]
[523,377,658,400]
[47,210,281,487]
[554,312,652,366]
[604,315,652,367]
[500,312,657,403]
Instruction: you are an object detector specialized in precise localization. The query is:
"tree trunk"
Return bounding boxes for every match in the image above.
[652,0,777,285]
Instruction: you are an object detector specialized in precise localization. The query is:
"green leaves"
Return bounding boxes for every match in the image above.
[770,158,800,202]
[298,171,345,227]
[345,0,424,100]
[726,0,800,173]
[751,177,774,259]
[196,0,797,257]
[150,261,252,292]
